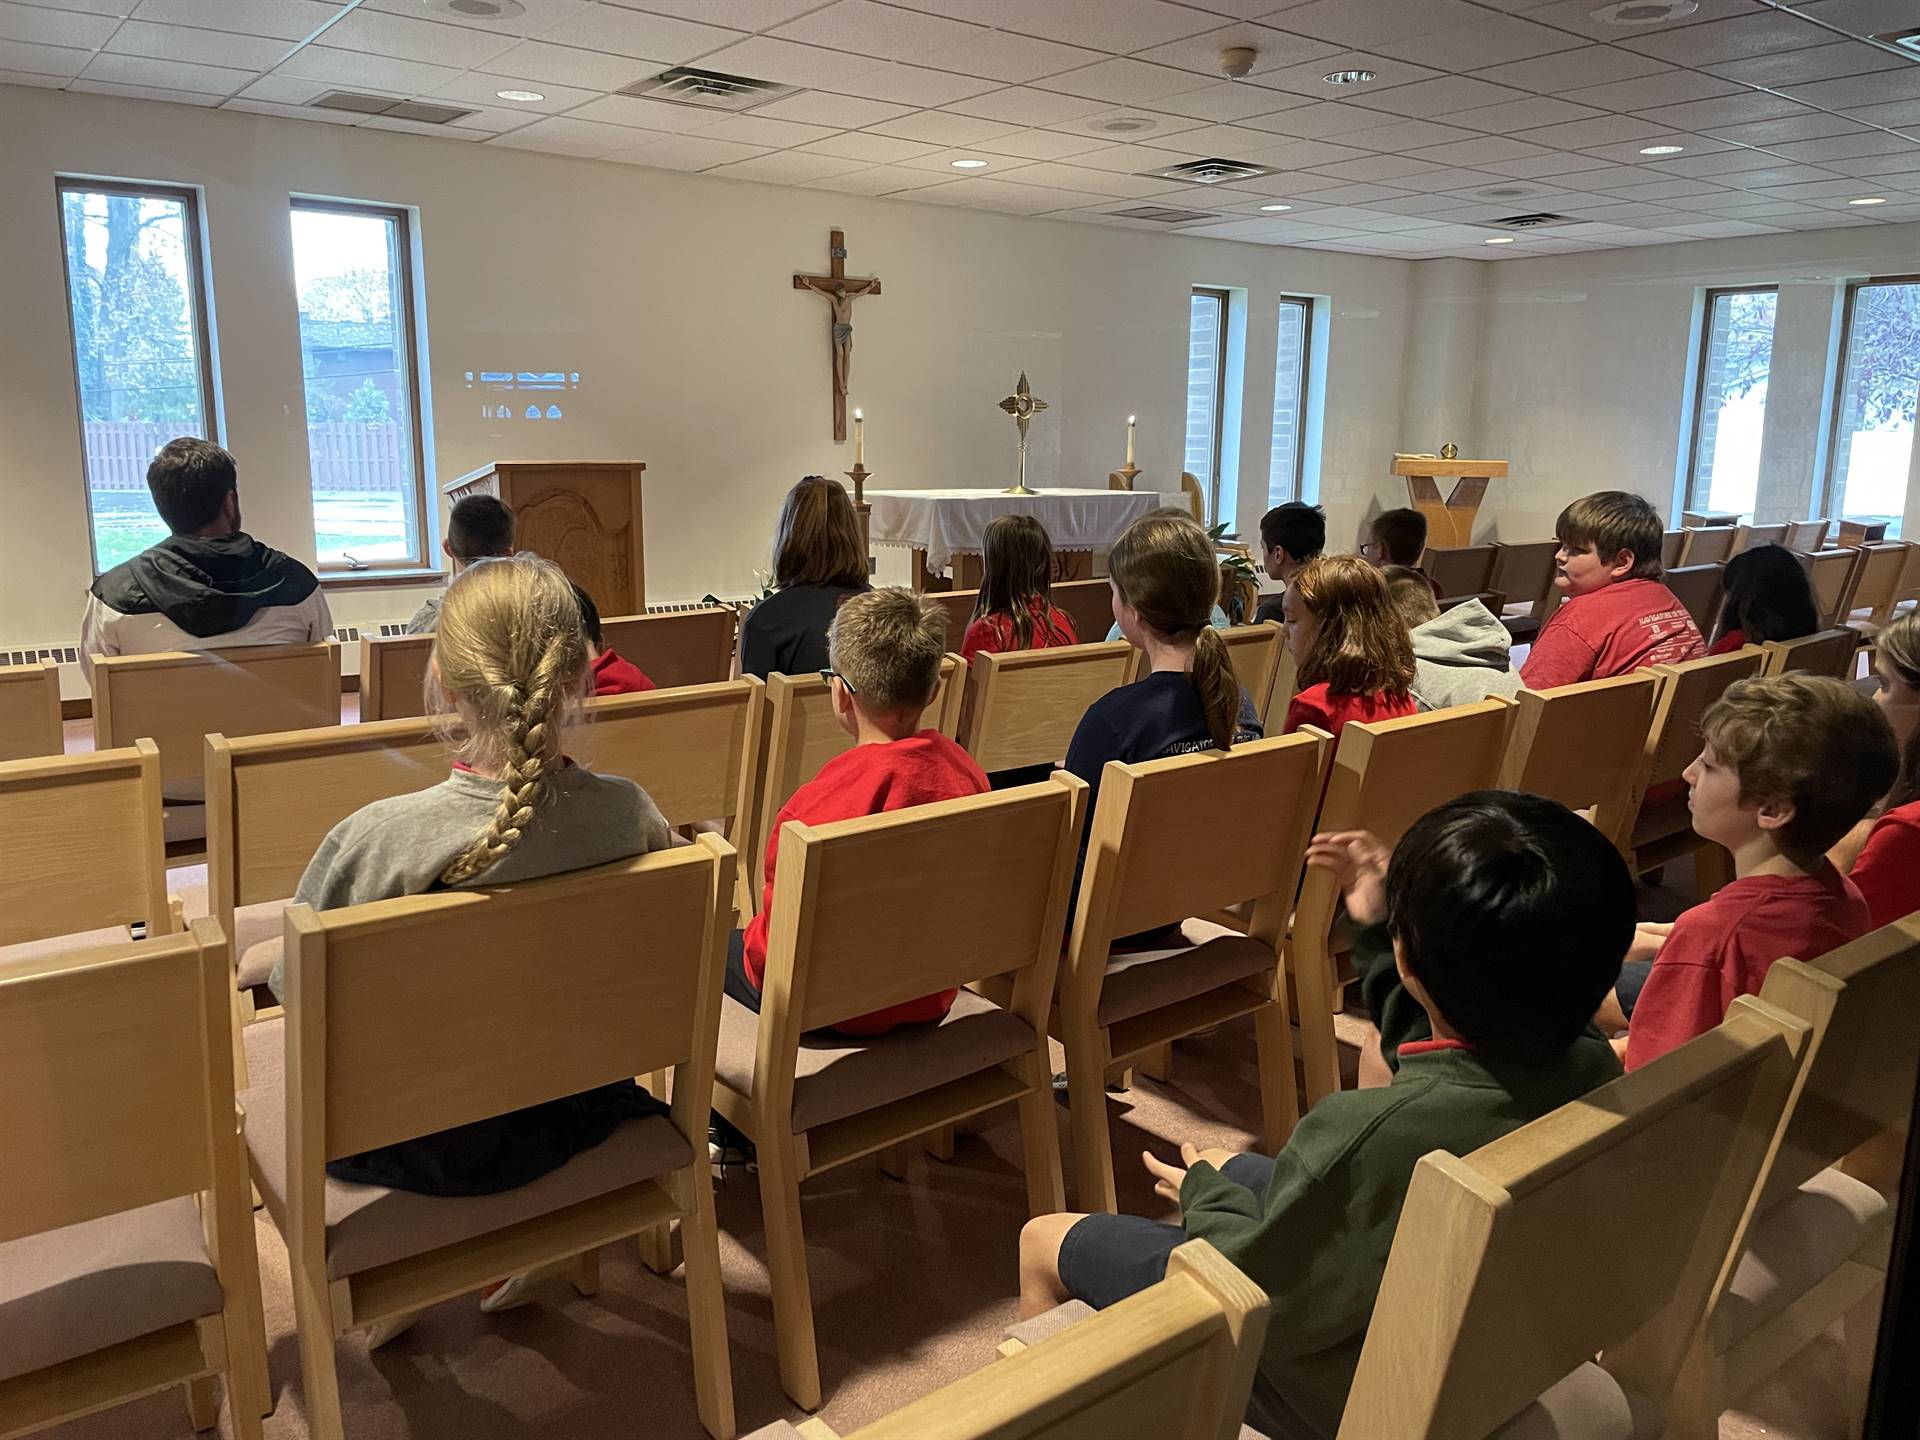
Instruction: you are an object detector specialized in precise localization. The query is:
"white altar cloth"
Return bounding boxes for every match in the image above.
[865,488,1158,577]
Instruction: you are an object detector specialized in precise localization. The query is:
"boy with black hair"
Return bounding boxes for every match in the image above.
[1363,507,1428,570]
[1520,490,1703,688]
[570,583,655,695]
[1253,501,1326,624]
[406,494,518,633]
[1019,790,1631,1439]
[1619,673,1897,1069]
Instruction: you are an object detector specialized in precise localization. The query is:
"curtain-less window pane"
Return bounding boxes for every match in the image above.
[1686,288,1776,521]
[292,203,427,568]
[1828,280,1919,540]
[1185,289,1227,495]
[1268,298,1311,506]
[57,183,215,574]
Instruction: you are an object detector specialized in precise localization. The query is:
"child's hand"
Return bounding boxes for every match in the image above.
[1306,830,1391,926]
[1627,921,1673,965]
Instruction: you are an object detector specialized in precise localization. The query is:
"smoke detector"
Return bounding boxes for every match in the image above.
[1219,46,1256,80]
[424,0,526,18]
[1589,1,1698,24]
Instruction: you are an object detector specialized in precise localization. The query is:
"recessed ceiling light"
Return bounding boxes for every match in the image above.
[1323,69,1375,85]
[495,88,544,102]
[950,158,989,169]
[1590,0,1698,24]
[1849,196,1887,205]
[1259,203,1293,212]
[1639,144,1684,155]
[1484,236,1516,245]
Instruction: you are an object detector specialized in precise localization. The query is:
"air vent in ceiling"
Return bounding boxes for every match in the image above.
[1478,185,1533,199]
[1094,115,1158,133]
[310,90,477,124]
[1491,212,1574,230]
[1142,157,1275,186]
[619,67,796,111]
[1872,26,1920,57]
[423,0,526,17]
[1107,205,1219,225]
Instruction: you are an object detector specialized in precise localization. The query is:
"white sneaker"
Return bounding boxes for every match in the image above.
[363,1310,420,1350]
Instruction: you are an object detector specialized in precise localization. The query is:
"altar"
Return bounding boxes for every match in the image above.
[866,488,1158,590]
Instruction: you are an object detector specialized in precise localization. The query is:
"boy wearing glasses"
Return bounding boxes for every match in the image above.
[726,587,986,1036]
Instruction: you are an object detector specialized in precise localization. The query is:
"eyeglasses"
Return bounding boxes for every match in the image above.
[818,668,856,694]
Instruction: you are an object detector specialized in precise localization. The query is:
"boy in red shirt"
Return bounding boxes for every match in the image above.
[1520,491,1705,689]
[727,586,987,1037]
[572,584,656,695]
[1616,673,1897,1070]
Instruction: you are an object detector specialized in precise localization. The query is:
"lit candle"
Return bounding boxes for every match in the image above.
[854,408,864,465]
[1126,414,1136,466]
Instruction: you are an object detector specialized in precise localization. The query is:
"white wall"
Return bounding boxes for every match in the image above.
[0,83,1424,650]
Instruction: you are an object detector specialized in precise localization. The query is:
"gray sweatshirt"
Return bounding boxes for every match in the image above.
[404,591,442,634]
[267,765,670,997]
[1409,599,1526,712]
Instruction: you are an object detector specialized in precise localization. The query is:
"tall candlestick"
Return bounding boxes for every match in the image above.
[853,408,865,464]
[1126,414,1136,466]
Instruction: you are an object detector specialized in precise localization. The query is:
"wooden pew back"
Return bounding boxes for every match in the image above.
[1661,530,1687,570]
[92,644,339,785]
[1636,649,1766,801]
[1680,526,1737,566]
[1219,623,1286,725]
[1420,544,1497,600]
[358,634,432,722]
[0,743,170,948]
[1806,547,1866,628]
[1488,540,1559,620]
[1846,542,1910,623]
[964,640,1137,773]
[1496,672,1661,850]
[599,607,737,689]
[1312,701,1513,855]
[0,660,63,762]
[1759,628,1859,680]
[1784,518,1830,552]
[1734,522,1787,553]
[573,680,763,835]
[1663,561,1725,638]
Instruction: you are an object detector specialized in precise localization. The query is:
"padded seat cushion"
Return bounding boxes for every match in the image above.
[232,900,287,990]
[241,1017,692,1279]
[1712,1166,1889,1348]
[715,987,1035,1134]
[1488,1363,1663,1440]
[0,1197,223,1383]
[1004,1299,1095,1348]
[1099,929,1276,1027]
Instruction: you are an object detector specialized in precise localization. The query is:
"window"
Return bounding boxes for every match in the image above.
[1685,287,1777,521]
[291,201,429,570]
[1267,297,1313,505]
[1185,288,1229,514]
[1826,277,1919,540]
[57,181,218,574]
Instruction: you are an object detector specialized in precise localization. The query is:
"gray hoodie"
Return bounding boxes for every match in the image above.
[1409,599,1526,712]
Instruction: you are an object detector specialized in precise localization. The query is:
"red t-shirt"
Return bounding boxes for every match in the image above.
[960,599,1077,665]
[743,730,989,1035]
[1626,863,1871,1070]
[1851,799,1920,930]
[1520,578,1705,690]
[592,648,656,695]
[1709,628,1746,656]
[1283,682,1418,740]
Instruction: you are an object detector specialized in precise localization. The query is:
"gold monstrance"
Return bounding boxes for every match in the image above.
[998,371,1050,496]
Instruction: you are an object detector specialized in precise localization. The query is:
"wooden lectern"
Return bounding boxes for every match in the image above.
[1392,456,1508,549]
[444,461,646,612]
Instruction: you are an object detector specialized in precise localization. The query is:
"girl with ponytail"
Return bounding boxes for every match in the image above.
[1281,554,1418,738]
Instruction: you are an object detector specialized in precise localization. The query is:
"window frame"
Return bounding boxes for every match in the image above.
[290,196,433,575]
[55,177,221,577]
[1188,286,1231,520]
[1268,295,1314,506]
[1682,283,1777,520]
[1822,272,1920,532]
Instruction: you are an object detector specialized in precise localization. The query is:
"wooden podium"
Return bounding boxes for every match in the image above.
[1392,456,1508,548]
[445,461,645,612]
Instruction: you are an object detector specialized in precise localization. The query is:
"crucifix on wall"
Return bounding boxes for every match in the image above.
[793,228,882,443]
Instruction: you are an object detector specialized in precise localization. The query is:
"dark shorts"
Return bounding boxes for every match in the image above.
[1616,959,1653,1019]
[724,928,762,1012]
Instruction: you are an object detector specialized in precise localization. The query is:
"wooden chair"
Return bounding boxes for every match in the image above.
[1488,540,1559,643]
[1661,529,1687,570]
[746,1239,1268,1440]
[1419,543,1497,600]
[1663,561,1725,638]
[1496,671,1661,852]
[1262,646,1299,733]
[245,843,738,1440]
[962,640,1138,775]
[1806,547,1867,628]
[1050,579,1123,650]
[712,777,1085,1410]
[1759,628,1860,680]
[1842,542,1911,631]
[0,919,270,1440]
[0,660,62,762]
[1179,471,1206,525]
[1057,732,1329,1211]
[1784,518,1830,552]
[0,742,172,956]
[1733,522,1787,553]
[1339,995,1808,1440]
[1217,623,1286,725]
[744,661,963,911]
[356,634,431,722]
[599,607,738,689]
[1679,526,1737,567]
[924,589,1093,652]
[1837,518,1889,546]
[1661,916,1920,1439]
[1625,649,1766,889]
[1288,702,1514,1108]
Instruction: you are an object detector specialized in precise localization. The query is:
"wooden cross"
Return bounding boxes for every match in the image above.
[793,228,882,443]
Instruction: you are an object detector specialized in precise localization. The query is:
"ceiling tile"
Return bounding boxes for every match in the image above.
[1757,175,1894,201]
[440,103,538,134]
[799,162,955,194]
[0,38,96,75]
[751,90,912,128]
[1387,166,1513,192]
[1786,0,1916,34]
[223,97,361,122]
[1237,136,1372,168]
[772,0,982,60]
[1046,108,1208,140]
[694,35,875,88]
[361,113,490,137]
[130,0,342,42]
[0,1,116,47]
[1561,70,1743,112]
[1469,44,1673,93]
[1767,131,1919,162]
[797,129,940,161]
[995,160,1167,195]
[359,0,584,39]
[910,176,1089,213]
[318,9,518,67]
[431,70,599,112]
[1237,101,1404,138]
[1603,177,1738,202]
[833,62,1000,106]
[690,113,839,147]
[471,38,645,90]
[1371,13,1585,70]
[241,71,384,103]
[888,0,1216,53]
[1334,116,1480,151]
[704,149,872,182]
[74,76,237,104]
[942,84,1108,127]
[1840,98,1920,129]
[102,20,291,69]
[1636,92,1814,130]
[1615,9,1835,64]
[1643,147,1792,176]
[1274,0,1487,49]
[975,127,1112,159]
[1706,41,1910,88]
[1292,180,1418,204]
[1251,50,1440,98]
[912,28,1101,83]
[1129,23,1342,79]
[1506,0,1764,44]
[866,110,1018,145]
[1406,135,1553,167]
[604,0,824,30]
[1490,151,1628,178]
[1069,140,1205,171]
[1784,68,1920,110]
[1517,113,1670,147]
[1306,152,1447,182]
[1834,149,1920,176]
[604,132,771,169]
[1353,75,1534,118]
[80,50,252,92]
[487,114,650,155]
[1143,82,1307,123]
[1035,56,1218,103]
[1719,163,1849,188]
[1138,120,1303,155]
[1442,95,1604,132]
[537,4,741,63]
[895,145,1034,173]
[1703,112,1865,145]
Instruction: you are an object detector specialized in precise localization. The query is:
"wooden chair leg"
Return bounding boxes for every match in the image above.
[877,1141,915,1180]
[680,1166,738,1440]
[224,1124,274,1426]
[1065,1026,1117,1215]
[1016,1074,1066,1218]
[1291,943,1342,1111]
[184,1375,219,1432]
[572,1247,601,1297]
[923,1124,956,1161]
[1845,1283,1883,1440]
[1253,999,1300,1153]
[756,1127,822,1411]
[1136,1042,1173,1083]
[638,1220,679,1276]
[289,1271,347,1440]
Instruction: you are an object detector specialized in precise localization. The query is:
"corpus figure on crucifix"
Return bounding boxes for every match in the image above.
[793,228,882,442]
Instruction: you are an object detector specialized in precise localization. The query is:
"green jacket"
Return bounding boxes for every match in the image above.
[1179,922,1622,1438]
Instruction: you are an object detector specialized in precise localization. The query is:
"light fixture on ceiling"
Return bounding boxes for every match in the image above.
[1849,196,1887,205]
[1219,46,1256,80]
[495,88,544,102]
[1589,0,1698,24]
[1323,68,1376,85]
[1484,237,1516,245]
[1094,115,1157,133]
[1259,203,1293,212]
[425,0,527,16]
[1639,144,1684,155]
[950,158,989,169]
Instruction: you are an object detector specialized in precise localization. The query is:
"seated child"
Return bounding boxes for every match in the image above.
[1846,612,1920,928]
[1709,543,1820,655]
[963,514,1078,663]
[1618,673,1897,1069]
[1281,555,1419,738]
[729,587,987,1036]
[406,493,516,633]
[1253,501,1326,625]
[572,583,656,694]
[1019,791,1632,1440]
[277,554,673,1333]
[1520,491,1704,688]
[1384,565,1522,712]
[1362,507,1427,571]
[1104,506,1232,640]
